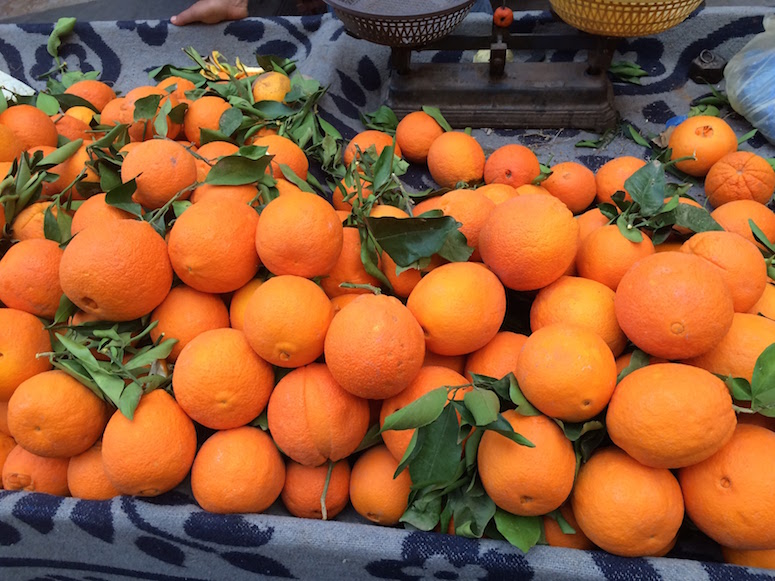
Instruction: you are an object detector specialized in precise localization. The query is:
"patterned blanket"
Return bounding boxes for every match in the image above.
[1,7,775,580]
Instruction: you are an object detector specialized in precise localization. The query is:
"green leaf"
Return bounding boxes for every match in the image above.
[133,94,161,122]
[359,231,392,290]
[380,386,448,432]
[617,349,650,383]
[672,204,723,234]
[249,410,269,430]
[464,427,484,469]
[0,91,7,115]
[400,488,443,531]
[625,160,665,215]
[750,220,775,254]
[105,179,142,217]
[199,127,233,146]
[118,383,143,420]
[767,158,775,171]
[153,99,172,138]
[738,129,758,145]
[394,428,423,478]
[627,125,651,148]
[47,17,76,59]
[123,341,177,371]
[219,107,244,137]
[252,101,295,120]
[54,332,101,369]
[509,376,541,416]
[206,154,271,186]
[555,419,604,442]
[598,203,619,221]
[438,229,475,263]
[447,483,497,538]
[421,106,453,133]
[367,216,471,267]
[724,375,753,402]
[689,104,720,118]
[53,294,77,325]
[751,344,775,416]
[39,138,83,168]
[409,406,463,488]
[463,388,500,426]
[547,509,577,535]
[360,106,399,134]
[469,372,511,402]
[279,164,314,193]
[172,201,191,218]
[494,510,542,553]
[616,214,644,243]
[36,93,60,116]
[354,424,382,453]
[43,205,61,243]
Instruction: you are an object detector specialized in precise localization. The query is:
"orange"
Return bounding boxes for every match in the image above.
[683,312,775,383]
[0,308,53,401]
[483,144,540,188]
[266,363,370,466]
[711,199,775,248]
[251,71,291,103]
[190,183,258,206]
[325,294,425,399]
[102,389,197,496]
[749,283,775,320]
[479,411,575,516]
[60,220,173,321]
[0,104,58,150]
[191,426,285,513]
[274,178,303,197]
[343,130,401,166]
[121,138,198,209]
[99,97,125,127]
[479,193,579,291]
[243,275,334,368]
[168,198,260,293]
[464,331,527,382]
[516,324,617,422]
[571,447,684,557]
[369,204,408,218]
[53,113,91,142]
[668,115,738,177]
[407,262,506,356]
[7,370,107,458]
[530,275,627,356]
[71,193,136,235]
[0,402,9,437]
[173,328,274,429]
[681,230,766,312]
[577,207,609,243]
[156,75,196,101]
[380,252,442,299]
[11,201,59,242]
[182,96,231,147]
[543,503,595,551]
[595,156,647,205]
[476,183,518,205]
[120,85,181,141]
[0,432,16,479]
[64,79,116,112]
[412,196,443,216]
[395,111,444,164]
[282,459,351,520]
[576,224,655,291]
[150,285,230,361]
[427,131,484,188]
[515,184,550,196]
[321,227,380,298]
[251,134,309,180]
[615,252,735,359]
[255,192,342,278]
[2,445,69,495]
[614,351,667,375]
[607,363,736,468]
[380,366,469,462]
[50,142,100,194]
[350,445,412,526]
[67,442,121,500]
[722,547,775,570]
[0,124,23,162]
[679,424,775,550]
[423,351,466,375]
[229,278,263,330]
[705,151,775,208]
[65,105,97,125]
[330,293,359,316]
[0,238,64,319]
[437,189,495,259]
[541,161,597,214]
[193,140,239,181]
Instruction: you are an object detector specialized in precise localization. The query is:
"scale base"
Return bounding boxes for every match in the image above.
[386,62,618,132]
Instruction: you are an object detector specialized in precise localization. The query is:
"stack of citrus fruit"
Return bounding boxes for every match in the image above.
[1,52,775,572]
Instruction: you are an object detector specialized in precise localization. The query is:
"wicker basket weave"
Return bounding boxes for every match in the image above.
[550,0,703,37]
[324,0,475,48]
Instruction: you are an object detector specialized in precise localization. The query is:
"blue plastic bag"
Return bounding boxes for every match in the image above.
[725,15,775,144]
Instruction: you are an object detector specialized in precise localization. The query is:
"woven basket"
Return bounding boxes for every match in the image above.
[549,0,703,37]
[325,0,475,48]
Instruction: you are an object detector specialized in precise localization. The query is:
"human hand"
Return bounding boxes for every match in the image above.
[171,0,249,26]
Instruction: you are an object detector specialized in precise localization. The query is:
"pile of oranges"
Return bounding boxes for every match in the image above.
[1,57,775,571]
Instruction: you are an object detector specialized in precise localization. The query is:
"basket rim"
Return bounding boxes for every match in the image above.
[551,0,701,5]
[323,0,475,22]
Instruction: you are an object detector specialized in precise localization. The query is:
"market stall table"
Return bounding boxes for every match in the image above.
[1,5,774,580]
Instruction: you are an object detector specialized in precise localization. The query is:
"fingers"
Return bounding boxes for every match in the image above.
[171,0,248,26]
